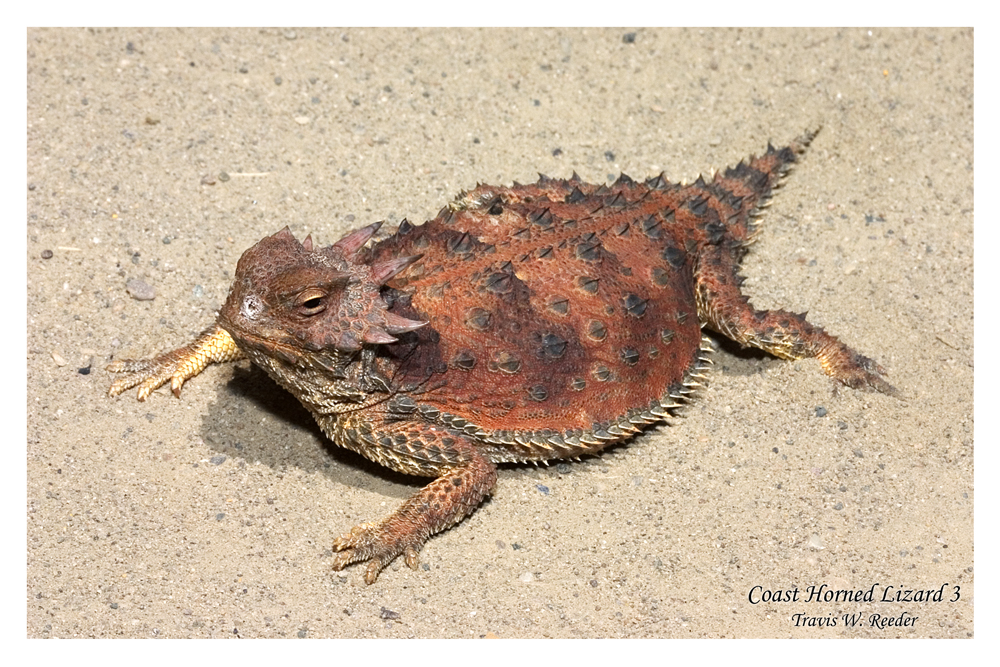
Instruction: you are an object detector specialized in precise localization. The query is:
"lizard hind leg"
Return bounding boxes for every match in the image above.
[695,245,898,396]
[330,423,498,584]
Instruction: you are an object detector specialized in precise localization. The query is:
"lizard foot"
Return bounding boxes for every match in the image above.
[820,346,900,397]
[332,519,425,585]
[107,325,244,400]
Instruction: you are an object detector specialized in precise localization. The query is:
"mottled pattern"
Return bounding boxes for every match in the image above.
[108,129,896,583]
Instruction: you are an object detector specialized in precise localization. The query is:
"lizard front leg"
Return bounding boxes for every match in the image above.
[107,324,245,400]
[330,419,498,584]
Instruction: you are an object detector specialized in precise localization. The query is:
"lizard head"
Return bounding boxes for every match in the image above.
[218,225,426,368]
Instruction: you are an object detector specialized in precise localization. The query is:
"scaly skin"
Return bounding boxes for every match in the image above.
[108,128,896,583]
[107,325,244,400]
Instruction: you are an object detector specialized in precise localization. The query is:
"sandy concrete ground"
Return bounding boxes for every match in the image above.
[26,28,972,638]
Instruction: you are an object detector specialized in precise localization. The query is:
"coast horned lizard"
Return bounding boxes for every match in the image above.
[109,129,896,583]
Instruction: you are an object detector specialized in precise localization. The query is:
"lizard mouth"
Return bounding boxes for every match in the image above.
[216,315,300,358]
[218,316,360,380]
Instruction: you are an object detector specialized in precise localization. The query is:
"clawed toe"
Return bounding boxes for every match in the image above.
[106,326,243,401]
[331,521,424,584]
[106,358,182,400]
[844,353,899,397]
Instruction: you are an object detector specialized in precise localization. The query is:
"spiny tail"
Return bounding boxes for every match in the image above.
[711,127,821,243]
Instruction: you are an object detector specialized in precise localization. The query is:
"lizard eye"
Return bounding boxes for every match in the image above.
[294,288,327,316]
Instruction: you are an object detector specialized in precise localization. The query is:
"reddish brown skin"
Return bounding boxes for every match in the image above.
[108,129,896,583]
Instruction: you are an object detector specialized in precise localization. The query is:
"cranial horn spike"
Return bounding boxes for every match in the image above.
[272,226,296,240]
[302,234,314,251]
[326,270,353,287]
[383,311,428,334]
[333,221,383,255]
[370,254,423,285]
[362,327,398,345]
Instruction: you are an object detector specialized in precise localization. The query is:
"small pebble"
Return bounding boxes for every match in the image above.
[218,171,230,182]
[519,572,534,583]
[215,513,225,521]
[274,76,283,85]
[622,32,636,43]
[51,351,67,367]
[41,249,53,259]
[125,278,156,301]
[210,455,226,465]
[380,607,400,620]
[814,406,827,418]
[536,484,549,495]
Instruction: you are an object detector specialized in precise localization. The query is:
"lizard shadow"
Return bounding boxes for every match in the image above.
[197,362,422,501]
[705,332,775,379]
